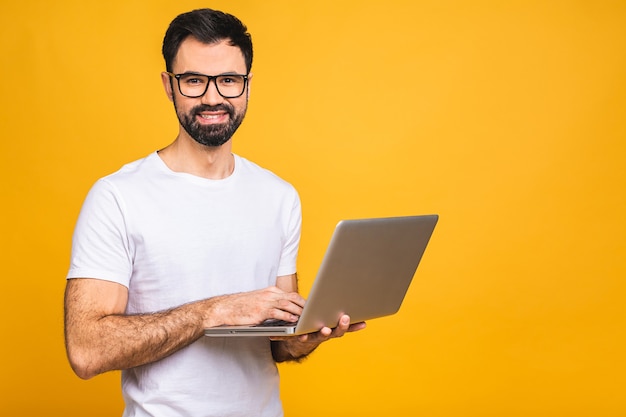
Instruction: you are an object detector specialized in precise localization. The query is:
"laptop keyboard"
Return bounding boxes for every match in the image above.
[257,319,298,327]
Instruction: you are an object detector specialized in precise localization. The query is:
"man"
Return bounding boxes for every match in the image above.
[64,8,365,417]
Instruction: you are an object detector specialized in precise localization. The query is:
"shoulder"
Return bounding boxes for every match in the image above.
[88,152,162,195]
[101,152,159,183]
[234,154,297,194]
[79,152,160,209]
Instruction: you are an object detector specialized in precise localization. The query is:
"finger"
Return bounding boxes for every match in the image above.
[275,297,304,316]
[284,291,306,308]
[331,315,351,337]
[319,326,333,337]
[348,321,367,332]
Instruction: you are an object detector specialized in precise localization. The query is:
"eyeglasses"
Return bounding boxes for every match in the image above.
[166,72,249,98]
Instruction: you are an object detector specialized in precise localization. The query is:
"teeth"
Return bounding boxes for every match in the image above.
[200,114,221,119]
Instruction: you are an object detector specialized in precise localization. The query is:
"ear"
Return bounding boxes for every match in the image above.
[161,72,174,102]
[246,72,253,100]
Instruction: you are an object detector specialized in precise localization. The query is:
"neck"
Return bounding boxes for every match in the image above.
[158,133,235,179]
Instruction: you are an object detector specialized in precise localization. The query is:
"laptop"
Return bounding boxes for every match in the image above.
[204,214,438,337]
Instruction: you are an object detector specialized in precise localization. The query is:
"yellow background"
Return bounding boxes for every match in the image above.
[1,1,625,416]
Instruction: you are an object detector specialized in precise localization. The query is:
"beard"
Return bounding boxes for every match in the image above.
[174,100,247,148]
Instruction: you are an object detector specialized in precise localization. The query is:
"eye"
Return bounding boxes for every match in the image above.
[187,78,205,85]
[218,75,244,85]
[180,75,207,85]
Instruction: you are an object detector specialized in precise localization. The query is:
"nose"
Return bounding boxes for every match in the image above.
[200,78,224,106]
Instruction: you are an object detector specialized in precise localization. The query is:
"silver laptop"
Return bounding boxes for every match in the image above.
[204,214,438,337]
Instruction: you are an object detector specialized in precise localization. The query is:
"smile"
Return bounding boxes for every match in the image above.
[198,113,228,123]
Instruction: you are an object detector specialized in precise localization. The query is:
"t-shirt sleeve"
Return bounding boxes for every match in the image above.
[276,186,301,277]
[66,178,133,287]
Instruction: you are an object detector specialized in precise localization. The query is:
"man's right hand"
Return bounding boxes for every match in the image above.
[207,286,305,328]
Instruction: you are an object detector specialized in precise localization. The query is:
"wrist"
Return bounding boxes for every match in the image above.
[272,338,316,363]
[190,296,225,329]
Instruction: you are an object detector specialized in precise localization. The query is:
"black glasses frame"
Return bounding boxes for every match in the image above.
[166,72,249,99]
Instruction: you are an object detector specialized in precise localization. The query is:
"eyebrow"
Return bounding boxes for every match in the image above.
[177,71,244,76]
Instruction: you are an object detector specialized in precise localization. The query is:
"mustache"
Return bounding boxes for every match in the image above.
[192,103,234,116]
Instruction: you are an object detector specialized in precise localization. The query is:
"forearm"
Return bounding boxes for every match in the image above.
[65,298,215,379]
[271,338,318,363]
[65,277,306,379]
[270,316,367,363]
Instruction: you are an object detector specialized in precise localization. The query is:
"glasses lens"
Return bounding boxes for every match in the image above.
[215,75,246,98]
[178,74,209,98]
[177,74,246,98]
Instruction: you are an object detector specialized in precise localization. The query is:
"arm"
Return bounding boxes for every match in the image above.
[64,277,305,380]
[270,274,366,363]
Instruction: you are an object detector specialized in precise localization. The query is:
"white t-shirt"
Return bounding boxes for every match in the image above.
[67,151,301,417]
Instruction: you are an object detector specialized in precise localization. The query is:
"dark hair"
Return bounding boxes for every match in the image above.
[162,8,253,73]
